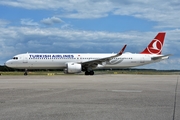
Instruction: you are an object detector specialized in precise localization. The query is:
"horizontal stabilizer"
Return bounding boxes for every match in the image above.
[151,54,172,60]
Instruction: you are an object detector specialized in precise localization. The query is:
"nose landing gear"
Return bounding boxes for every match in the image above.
[24,69,28,75]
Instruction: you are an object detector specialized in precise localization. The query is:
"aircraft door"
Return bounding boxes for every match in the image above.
[77,54,82,62]
[140,57,145,63]
[23,54,28,63]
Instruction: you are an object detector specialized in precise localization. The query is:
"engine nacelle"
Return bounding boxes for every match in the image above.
[64,63,82,74]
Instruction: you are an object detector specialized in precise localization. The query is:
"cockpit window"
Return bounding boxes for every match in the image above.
[13,57,18,60]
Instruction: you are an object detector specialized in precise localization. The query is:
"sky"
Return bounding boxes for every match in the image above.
[0,0,180,70]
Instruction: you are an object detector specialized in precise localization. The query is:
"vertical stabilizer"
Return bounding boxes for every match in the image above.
[140,32,166,54]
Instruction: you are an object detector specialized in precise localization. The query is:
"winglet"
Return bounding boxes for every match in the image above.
[118,44,127,55]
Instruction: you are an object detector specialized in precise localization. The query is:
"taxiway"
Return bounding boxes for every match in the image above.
[0,75,179,120]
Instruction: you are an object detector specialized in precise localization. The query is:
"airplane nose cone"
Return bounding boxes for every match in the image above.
[5,60,12,67]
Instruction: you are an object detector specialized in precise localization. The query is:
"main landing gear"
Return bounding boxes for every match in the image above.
[85,71,94,75]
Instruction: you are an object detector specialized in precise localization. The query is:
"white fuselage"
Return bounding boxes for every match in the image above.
[5,52,166,69]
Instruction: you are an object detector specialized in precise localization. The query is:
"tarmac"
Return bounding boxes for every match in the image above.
[0,75,179,120]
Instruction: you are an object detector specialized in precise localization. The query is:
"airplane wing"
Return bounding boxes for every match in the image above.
[151,54,172,60]
[81,45,127,68]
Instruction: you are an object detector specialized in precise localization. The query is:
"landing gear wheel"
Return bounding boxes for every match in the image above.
[24,72,28,76]
[90,71,94,75]
[85,71,94,75]
[85,71,89,75]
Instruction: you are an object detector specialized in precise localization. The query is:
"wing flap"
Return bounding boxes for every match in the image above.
[81,45,127,67]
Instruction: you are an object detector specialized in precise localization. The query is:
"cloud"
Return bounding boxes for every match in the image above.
[41,16,63,25]
[61,24,72,29]
[112,1,180,28]
[20,19,39,26]
[0,26,147,56]
[0,0,180,28]
[0,19,10,26]
[0,0,60,9]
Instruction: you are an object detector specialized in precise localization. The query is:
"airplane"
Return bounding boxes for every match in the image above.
[5,32,171,75]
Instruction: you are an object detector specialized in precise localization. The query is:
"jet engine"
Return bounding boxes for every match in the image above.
[64,62,82,73]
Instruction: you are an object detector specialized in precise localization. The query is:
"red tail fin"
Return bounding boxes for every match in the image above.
[140,32,166,54]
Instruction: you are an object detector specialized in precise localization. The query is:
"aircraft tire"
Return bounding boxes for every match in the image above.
[85,71,89,75]
[90,71,94,75]
[85,71,94,75]
[24,72,28,76]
